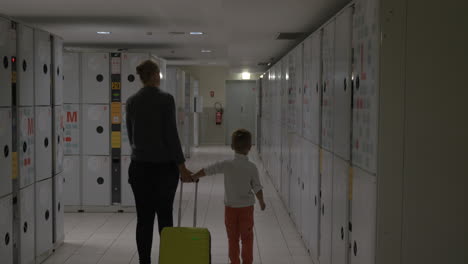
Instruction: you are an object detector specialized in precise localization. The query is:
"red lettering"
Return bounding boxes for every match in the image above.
[27,118,33,136]
[67,112,78,123]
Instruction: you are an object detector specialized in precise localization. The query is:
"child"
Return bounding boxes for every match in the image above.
[191,129,266,264]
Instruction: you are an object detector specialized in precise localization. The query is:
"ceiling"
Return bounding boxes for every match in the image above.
[1,0,349,74]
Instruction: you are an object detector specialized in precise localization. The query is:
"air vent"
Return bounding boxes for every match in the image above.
[276,32,306,40]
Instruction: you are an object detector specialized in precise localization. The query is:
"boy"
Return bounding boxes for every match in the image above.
[191,129,266,264]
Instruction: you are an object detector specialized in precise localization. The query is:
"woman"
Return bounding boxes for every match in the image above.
[125,60,192,264]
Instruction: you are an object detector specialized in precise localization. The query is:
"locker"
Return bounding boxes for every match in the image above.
[83,104,109,155]
[333,8,353,161]
[34,29,52,106]
[54,173,64,244]
[81,53,109,104]
[295,45,304,135]
[0,195,13,264]
[280,58,288,127]
[121,156,134,206]
[63,53,80,104]
[35,106,52,182]
[331,155,351,264]
[63,104,80,155]
[319,149,333,264]
[287,52,296,133]
[0,18,14,107]
[121,53,149,103]
[17,25,34,107]
[289,134,301,224]
[300,139,312,245]
[82,156,111,206]
[35,178,53,258]
[52,37,64,106]
[349,168,376,264]
[121,104,131,155]
[280,123,290,206]
[307,143,321,260]
[19,107,35,188]
[0,108,12,198]
[62,156,80,206]
[19,184,35,264]
[54,105,65,174]
[321,20,336,152]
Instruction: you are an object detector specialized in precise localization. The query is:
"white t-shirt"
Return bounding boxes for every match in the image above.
[204,153,263,208]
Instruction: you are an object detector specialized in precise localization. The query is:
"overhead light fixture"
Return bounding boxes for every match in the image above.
[190,32,204,35]
[97,31,111,35]
[260,75,264,79]
[242,72,251,80]
[201,49,212,53]
[160,73,163,79]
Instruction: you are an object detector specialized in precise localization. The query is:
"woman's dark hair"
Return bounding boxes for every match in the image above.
[136,60,160,84]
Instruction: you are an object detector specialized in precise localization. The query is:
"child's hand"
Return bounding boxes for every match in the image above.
[260,200,266,211]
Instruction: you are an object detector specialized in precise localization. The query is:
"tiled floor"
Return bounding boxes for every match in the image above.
[43,146,315,264]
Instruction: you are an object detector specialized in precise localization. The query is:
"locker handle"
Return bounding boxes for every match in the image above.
[44,137,49,148]
[58,202,61,212]
[97,177,104,185]
[302,182,304,190]
[349,222,353,232]
[323,82,327,93]
[128,74,135,82]
[3,56,8,69]
[4,233,9,246]
[341,227,344,240]
[353,241,358,256]
[316,83,319,93]
[344,78,347,91]
[57,135,61,144]
[356,76,360,91]
[4,145,9,158]
[96,126,104,134]
[314,196,317,206]
[57,66,60,76]
[23,222,28,233]
[22,142,27,153]
[43,64,48,74]
[45,210,50,221]
[96,74,104,82]
[321,204,325,215]
[23,60,27,72]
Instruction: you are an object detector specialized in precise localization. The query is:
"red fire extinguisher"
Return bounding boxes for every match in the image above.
[215,102,223,125]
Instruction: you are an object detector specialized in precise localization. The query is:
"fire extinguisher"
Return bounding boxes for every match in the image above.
[215,102,223,125]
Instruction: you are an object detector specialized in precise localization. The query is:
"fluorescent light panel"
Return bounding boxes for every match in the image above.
[190,32,204,35]
[97,31,111,35]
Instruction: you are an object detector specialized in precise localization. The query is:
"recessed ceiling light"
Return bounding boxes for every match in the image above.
[190,32,204,35]
[242,72,251,80]
[97,31,111,35]
[201,49,212,53]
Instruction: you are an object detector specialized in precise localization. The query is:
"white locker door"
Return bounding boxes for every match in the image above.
[350,168,376,264]
[54,173,65,244]
[62,156,80,206]
[331,155,350,264]
[310,33,322,145]
[35,178,53,257]
[308,143,321,261]
[295,45,304,136]
[0,109,12,197]
[54,106,65,175]
[19,107,35,188]
[302,36,314,141]
[287,53,296,133]
[81,53,109,104]
[300,139,312,247]
[63,53,80,104]
[82,156,111,206]
[17,25,34,107]
[319,149,333,264]
[53,37,64,106]
[19,185,35,264]
[121,53,149,103]
[321,21,336,153]
[63,104,80,155]
[121,156,134,206]
[121,104,131,156]
[83,105,109,155]
[35,106,52,182]
[34,29,52,106]
[333,8,353,161]
[0,18,13,107]
[0,195,13,264]
[280,125,290,206]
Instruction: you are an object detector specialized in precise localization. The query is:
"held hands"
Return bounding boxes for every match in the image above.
[179,164,194,183]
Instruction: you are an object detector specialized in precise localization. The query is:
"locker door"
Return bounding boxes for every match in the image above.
[62,156,80,206]
[35,178,53,257]
[350,168,376,264]
[0,195,13,264]
[53,37,64,106]
[63,104,80,155]
[19,185,35,264]
[287,52,296,133]
[83,104,109,155]
[54,105,65,175]
[81,53,109,104]
[34,29,52,106]
[280,125,290,205]
[17,25,34,107]
[0,18,13,107]
[333,8,353,161]
[319,149,333,264]
[63,53,80,104]
[300,139,312,246]
[302,36,314,141]
[35,106,52,182]
[121,53,149,103]
[310,33,322,145]
[295,45,304,135]
[19,107,35,188]
[121,104,131,155]
[82,156,111,206]
[331,156,350,264]
[321,21,336,152]
[54,173,65,244]
[121,156,134,206]
[308,143,321,261]
[0,109,12,198]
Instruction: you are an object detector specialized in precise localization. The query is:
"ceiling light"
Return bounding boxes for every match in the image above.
[97,31,111,35]
[260,75,264,79]
[201,49,212,53]
[242,72,251,80]
[190,32,204,35]
[160,73,163,79]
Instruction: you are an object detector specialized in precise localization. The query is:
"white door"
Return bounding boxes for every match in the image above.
[308,143,321,261]
[83,104,109,155]
[19,107,35,188]
[35,178,53,257]
[81,53,109,104]
[121,156,134,206]
[52,37,64,106]
[35,106,52,182]
[287,52,296,133]
[63,104,80,155]
[62,156,80,206]
[121,53,149,103]
[319,149,333,264]
[309,32,322,145]
[34,29,52,106]
[19,185,35,264]
[63,53,80,104]
[0,195,13,264]
[0,109,12,197]
[54,105,65,175]
[17,25,34,107]
[54,173,65,244]
[295,45,304,136]
[300,139,312,246]
[0,18,13,107]
[82,156,111,206]
[321,20,336,153]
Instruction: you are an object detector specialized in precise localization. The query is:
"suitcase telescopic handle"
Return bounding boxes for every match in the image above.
[177,180,199,228]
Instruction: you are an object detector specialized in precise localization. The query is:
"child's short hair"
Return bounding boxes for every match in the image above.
[232,129,252,152]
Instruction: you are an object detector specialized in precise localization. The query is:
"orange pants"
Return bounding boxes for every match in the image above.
[225,206,254,264]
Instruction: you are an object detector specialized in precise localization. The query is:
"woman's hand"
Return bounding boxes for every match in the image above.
[179,163,194,182]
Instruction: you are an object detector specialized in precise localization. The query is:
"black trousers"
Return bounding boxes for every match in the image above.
[129,160,179,264]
